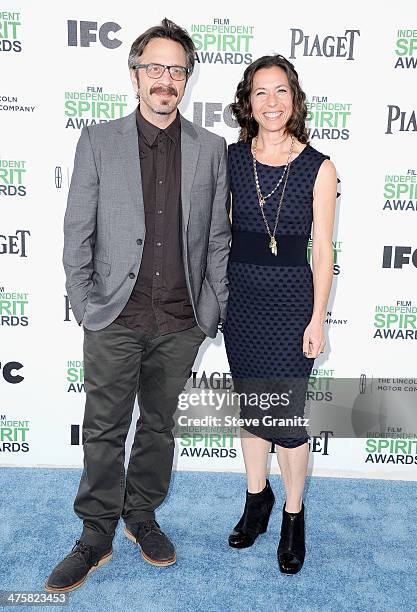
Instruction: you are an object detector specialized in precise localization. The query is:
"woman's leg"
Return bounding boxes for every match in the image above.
[241,429,271,492]
[276,442,309,512]
[228,429,275,548]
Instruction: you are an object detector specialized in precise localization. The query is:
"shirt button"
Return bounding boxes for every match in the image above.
[158,180,163,185]
[129,272,135,279]
[156,241,162,247]
[155,271,160,276]
[157,210,163,214]
[136,238,143,245]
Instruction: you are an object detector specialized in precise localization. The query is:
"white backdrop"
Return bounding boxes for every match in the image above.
[1,1,417,479]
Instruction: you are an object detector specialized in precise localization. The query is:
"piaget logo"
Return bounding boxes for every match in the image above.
[67,360,84,393]
[0,229,30,257]
[191,18,254,65]
[307,238,341,275]
[0,287,29,326]
[0,415,29,452]
[365,437,417,464]
[289,28,360,60]
[306,96,352,140]
[394,29,417,69]
[386,105,417,134]
[64,85,128,129]
[373,300,417,340]
[0,159,27,196]
[383,169,417,211]
[271,429,333,456]
[0,10,21,52]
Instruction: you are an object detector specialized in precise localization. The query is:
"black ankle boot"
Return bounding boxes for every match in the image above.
[228,480,275,548]
[277,502,305,574]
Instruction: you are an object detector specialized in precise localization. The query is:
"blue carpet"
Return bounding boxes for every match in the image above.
[0,469,416,612]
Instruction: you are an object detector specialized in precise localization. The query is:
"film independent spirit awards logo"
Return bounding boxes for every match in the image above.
[0,415,29,453]
[0,363,26,453]
[0,159,27,197]
[363,375,417,466]
[383,168,417,212]
[0,10,22,52]
[306,96,352,141]
[365,436,417,465]
[0,285,29,326]
[190,17,254,65]
[394,28,417,69]
[66,360,84,393]
[64,85,129,129]
[373,299,417,341]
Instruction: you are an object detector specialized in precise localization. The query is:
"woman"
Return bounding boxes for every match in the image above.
[223,54,336,574]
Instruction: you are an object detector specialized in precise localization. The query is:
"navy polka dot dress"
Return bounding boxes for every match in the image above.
[223,139,330,448]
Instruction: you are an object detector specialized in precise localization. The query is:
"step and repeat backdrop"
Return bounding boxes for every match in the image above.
[1,2,416,479]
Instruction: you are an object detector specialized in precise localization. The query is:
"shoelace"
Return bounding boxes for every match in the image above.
[69,540,97,567]
[136,519,161,539]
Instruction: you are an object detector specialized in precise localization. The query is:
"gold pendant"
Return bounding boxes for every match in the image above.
[269,237,277,256]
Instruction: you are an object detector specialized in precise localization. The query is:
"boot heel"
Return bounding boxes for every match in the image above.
[259,499,274,533]
[228,479,275,549]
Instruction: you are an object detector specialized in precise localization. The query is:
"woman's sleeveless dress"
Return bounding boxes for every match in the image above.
[223,139,330,448]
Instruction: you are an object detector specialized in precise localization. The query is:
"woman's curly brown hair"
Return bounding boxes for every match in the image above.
[230,54,309,143]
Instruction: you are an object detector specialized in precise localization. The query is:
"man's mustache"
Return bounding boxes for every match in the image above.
[150,85,178,97]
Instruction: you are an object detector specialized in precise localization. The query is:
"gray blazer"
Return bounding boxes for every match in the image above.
[63,109,231,338]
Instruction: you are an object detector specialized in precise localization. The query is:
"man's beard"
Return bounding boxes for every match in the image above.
[143,84,179,115]
[152,97,176,115]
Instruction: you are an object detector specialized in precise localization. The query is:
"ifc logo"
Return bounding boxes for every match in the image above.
[0,361,24,383]
[382,246,417,269]
[67,20,122,48]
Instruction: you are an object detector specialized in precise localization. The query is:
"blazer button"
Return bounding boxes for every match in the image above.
[136,238,143,245]
[129,272,135,279]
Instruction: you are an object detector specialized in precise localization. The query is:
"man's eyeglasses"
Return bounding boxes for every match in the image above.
[133,63,189,81]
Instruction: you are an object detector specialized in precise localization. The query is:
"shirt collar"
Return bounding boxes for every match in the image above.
[136,106,181,145]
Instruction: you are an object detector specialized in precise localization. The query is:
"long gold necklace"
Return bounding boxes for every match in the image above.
[252,135,294,255]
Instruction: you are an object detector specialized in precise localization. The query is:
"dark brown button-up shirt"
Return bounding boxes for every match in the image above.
[114,107,196,335]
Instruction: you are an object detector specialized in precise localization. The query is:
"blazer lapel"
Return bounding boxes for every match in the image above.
[116,109,145,226]
[180,115,200,232]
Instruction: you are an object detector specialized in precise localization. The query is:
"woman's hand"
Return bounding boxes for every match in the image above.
[303,320,326,359]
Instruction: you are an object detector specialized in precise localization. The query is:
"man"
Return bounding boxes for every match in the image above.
[45,18,230,593]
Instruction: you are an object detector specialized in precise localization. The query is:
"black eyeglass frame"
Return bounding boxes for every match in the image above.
[133,63,190,81]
